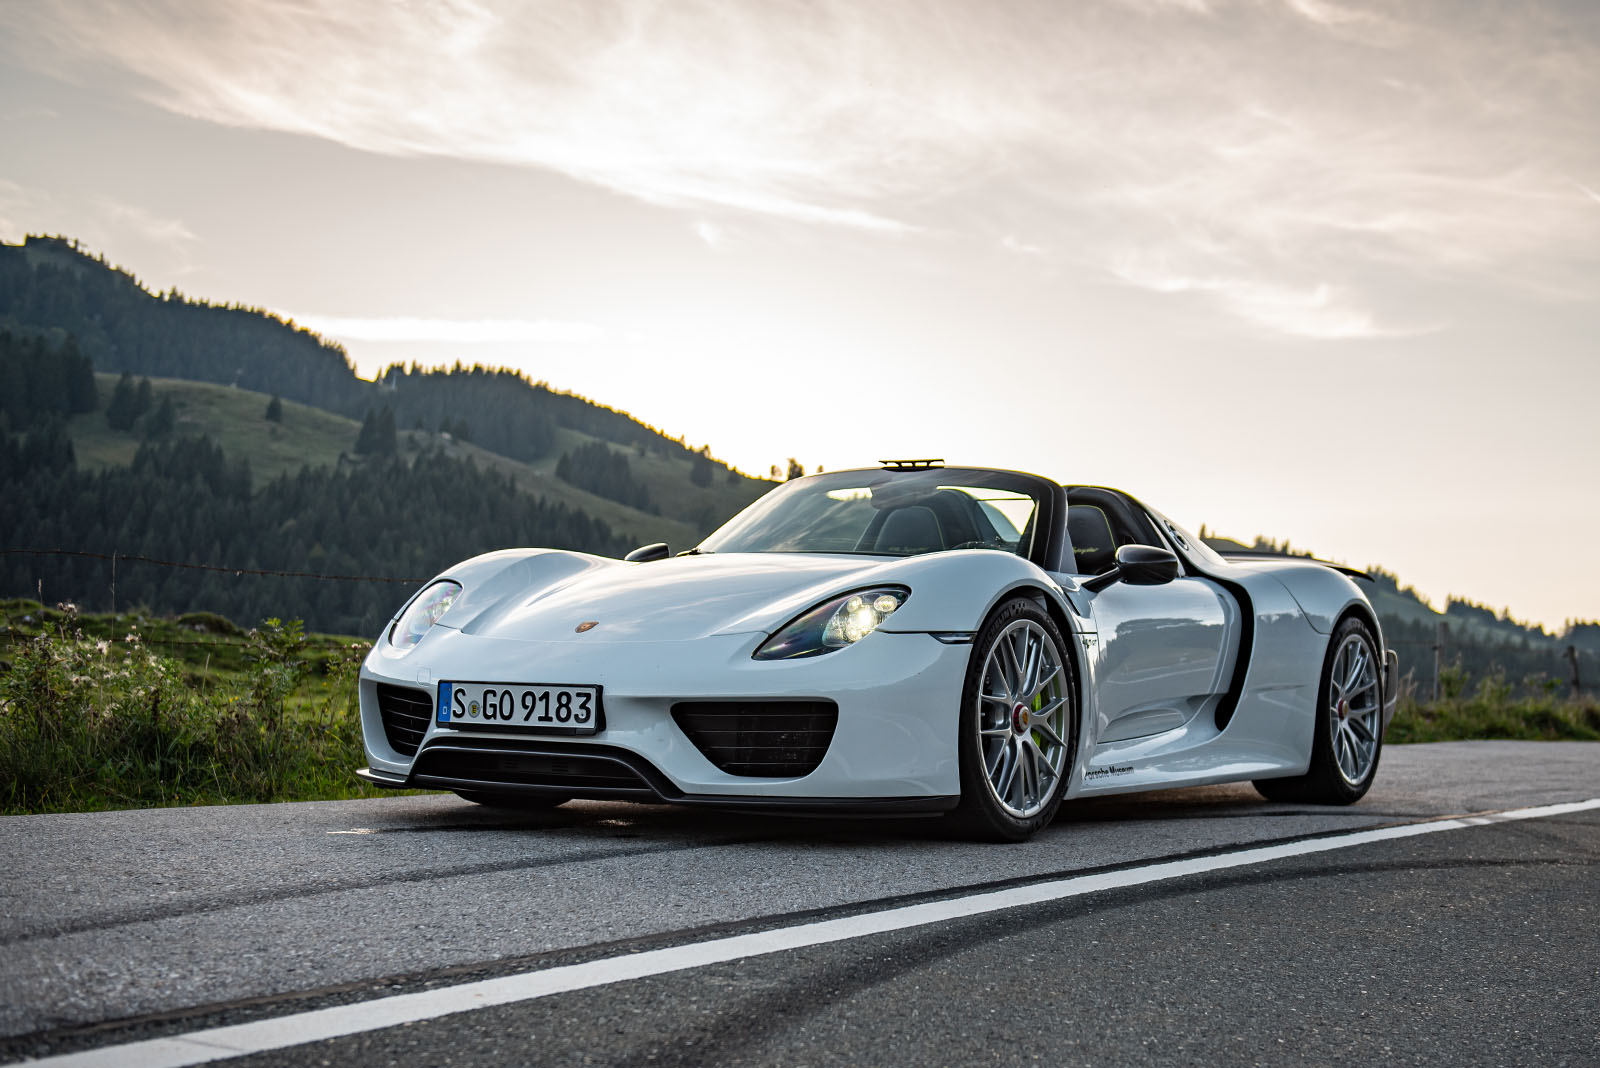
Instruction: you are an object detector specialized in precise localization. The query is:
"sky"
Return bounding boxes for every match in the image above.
[1,0,1596,631]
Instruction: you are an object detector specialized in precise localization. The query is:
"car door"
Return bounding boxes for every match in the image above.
[1062,494,1235,744]
[1084,578,1234,742]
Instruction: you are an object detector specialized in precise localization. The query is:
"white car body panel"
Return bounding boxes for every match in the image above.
[357,466,1396,819]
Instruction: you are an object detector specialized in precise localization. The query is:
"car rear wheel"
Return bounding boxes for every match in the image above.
[1254,616,1383,804]
[952,597,1078,842]
[453,790,572,810]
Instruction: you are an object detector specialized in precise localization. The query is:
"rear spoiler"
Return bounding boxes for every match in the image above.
[1219,550,1372,582]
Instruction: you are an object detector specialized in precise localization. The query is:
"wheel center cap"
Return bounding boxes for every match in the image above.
[1337,699,1349,721]
[1012,703,1031,733]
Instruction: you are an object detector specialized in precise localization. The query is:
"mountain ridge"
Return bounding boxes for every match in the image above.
[1,234,1593,689]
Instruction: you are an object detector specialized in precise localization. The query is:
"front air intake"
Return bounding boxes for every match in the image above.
[410,739,662,799]
[671,701,839,778]
[375,683,431,756]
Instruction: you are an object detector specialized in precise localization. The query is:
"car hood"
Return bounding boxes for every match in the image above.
[443,552,898,643]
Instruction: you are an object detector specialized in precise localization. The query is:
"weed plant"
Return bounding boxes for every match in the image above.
[1387,671,1600,744]
[0,603,400,813]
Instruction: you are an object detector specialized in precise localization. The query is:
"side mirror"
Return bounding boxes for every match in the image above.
[624,542,669,563]
[1082,544,1179,592]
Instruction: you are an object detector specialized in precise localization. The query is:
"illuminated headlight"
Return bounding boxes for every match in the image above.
[385,580,461,654]
[754,587,909,660]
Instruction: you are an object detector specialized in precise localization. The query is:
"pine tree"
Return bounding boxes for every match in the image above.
[59,336,98,414]
[375,405,397,455]
[105,372,139,430]
[265,395,283,422]
[353,408,378,454]
[144,395,176,439]
[691,453,714,487]
[354,406,396,455]
[134,377,153,418]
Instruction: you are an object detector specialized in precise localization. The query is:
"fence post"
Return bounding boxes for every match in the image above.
[1432,620,1447,702]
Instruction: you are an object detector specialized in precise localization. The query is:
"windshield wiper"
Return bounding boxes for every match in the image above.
[676,548,714,557]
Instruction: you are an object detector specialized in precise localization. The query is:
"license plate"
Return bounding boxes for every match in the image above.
[437,681,601,735]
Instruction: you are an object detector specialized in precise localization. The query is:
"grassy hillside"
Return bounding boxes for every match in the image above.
[71,374,356,477]
[66,373,769,553]
[2,235,761,472]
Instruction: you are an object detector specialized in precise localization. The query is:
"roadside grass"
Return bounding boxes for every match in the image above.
[0,598,428,814]
[1388,690,1600,744]
[2,599,1596,815]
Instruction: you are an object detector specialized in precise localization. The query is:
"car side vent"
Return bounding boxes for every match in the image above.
[375,683,432,756]
[671,701,839,778]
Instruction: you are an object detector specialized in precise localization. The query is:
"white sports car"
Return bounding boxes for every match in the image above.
[357,461,1397,841]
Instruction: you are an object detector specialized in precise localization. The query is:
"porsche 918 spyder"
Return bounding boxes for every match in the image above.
[357,461,1397,841]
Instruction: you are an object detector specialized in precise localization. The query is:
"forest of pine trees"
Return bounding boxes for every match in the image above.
[0,428,627,635]
[555,441,656,512]
[0,331,97,431]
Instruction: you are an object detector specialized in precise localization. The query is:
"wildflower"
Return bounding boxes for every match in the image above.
[95,640,110,656]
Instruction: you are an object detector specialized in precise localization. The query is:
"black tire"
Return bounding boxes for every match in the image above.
[453,790,572,810]
[1254,615,1383,804]
[951,596,1079,842]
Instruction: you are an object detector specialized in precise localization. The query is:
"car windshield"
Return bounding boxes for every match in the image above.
[699,469,1045,558]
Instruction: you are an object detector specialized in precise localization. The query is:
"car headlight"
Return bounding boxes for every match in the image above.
[385,580,461,654]
[753,587,908,660]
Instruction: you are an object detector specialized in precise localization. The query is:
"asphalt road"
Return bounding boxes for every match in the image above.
[2,741,1597,1066]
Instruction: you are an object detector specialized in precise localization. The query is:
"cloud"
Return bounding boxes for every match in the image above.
[693,220,725,248]
[1280,0,1391,33]
[0,181,200,273]
[290,316,609,344]
[4,0,1597,336]
[1001,235,1046,256]
[1111,253,1438,339]
[96,197,198,249]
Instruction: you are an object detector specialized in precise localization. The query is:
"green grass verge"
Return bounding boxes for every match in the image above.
[0,599,428,814]
[1387,694,1600,743]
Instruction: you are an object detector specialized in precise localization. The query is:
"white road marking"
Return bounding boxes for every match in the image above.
[27,797,1600,1068]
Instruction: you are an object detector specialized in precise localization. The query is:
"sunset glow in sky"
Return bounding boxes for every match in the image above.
[1,0,1596,629]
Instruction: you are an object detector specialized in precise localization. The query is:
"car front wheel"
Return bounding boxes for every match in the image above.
[952,597,1078,842]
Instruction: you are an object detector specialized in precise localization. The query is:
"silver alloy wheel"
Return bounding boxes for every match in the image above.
[976,618,1071,818]
[1327,632,1382,786]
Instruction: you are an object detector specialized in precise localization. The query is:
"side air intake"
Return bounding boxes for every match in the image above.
[374,683,431,756]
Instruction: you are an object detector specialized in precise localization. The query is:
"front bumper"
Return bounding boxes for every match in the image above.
[357,627,970,804]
